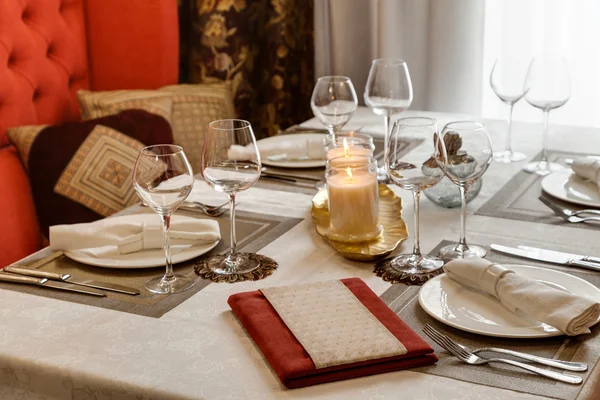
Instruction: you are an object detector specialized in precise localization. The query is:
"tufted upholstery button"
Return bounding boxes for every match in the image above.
[46,45,54,57]
[68,76,75,87]
[32,89,41,101]
[7,54,15,67]
[21,9,30,21]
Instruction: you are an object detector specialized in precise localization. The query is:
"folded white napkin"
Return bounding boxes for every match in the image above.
[572,158,600,188]
[228,136,326,161]
[50,215,221,257]
[444,258,600,336]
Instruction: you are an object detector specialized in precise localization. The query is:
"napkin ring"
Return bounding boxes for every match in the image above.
[480,263,513,298]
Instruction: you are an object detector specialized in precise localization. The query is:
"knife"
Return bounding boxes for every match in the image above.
[490,244,600,272]
[261,169,323,182]
[4,266,140,295]
[0,273,106,297]
[260,174,318,189]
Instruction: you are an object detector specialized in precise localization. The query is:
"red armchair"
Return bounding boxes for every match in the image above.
[0,0,179,267]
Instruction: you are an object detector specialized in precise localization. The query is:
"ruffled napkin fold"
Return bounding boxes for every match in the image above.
[228,136,326,161]
[444,258,600,336]
[50,215,221,257]
[572,158,600,188]
[228,278,437,389]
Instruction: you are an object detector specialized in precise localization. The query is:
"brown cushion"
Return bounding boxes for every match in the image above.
[6,110,173,236]
[77,82,235,171]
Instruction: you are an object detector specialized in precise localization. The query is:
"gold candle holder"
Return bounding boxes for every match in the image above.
[325,156,381,243]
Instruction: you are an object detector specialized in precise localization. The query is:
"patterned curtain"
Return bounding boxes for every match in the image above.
[179,0,315,139]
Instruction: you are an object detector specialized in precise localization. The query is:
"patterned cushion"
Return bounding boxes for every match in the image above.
[6,110,173,236]
[77,82,235,171]
[78,90,173,122]
[54,125,145,217]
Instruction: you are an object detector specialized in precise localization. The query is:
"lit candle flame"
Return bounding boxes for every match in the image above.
[343,137,349,156]
[346,167,353,180]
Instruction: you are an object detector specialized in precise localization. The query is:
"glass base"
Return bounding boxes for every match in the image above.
[374,253,444,284]
[523,161,564,176]
[145,274,194,294]
[204,252,270,276]
[439,243,487,261]
[493,150,527,163]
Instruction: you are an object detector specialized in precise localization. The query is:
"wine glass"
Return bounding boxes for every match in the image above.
[490,56,531,163]
[199,119,277,276]
[310,76,358,139]
[382,117,445,280]
[434,122,493,260]
[364,58,413,181]
[523,56,570,175]
[133,145,195,294]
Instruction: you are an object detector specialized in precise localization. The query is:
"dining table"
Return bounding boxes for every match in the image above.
[1,106,600,400]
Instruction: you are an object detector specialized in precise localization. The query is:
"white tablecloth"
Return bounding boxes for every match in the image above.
[2,108,599,399]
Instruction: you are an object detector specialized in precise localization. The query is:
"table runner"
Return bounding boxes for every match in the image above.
[256,137,424,194]
[381,239,600,400]
[476,150,600,231]
[1,207,302,318]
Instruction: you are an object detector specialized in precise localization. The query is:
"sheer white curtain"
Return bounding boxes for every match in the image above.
[482,0,600,127]
[314,0,485,114]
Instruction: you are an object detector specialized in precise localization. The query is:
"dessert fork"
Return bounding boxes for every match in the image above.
[422,324,586,371]
[422,325,583,384]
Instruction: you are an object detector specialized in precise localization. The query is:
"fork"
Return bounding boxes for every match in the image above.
[539,195,600,223]
[179,201,232,217]
[422,325,583,384]
[422,324,586,371]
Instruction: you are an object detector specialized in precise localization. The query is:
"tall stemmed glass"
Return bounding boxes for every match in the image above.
[364,59,413,180]
[434,122,493,260]
[310,76,358,140]
[524,56,570,175]
[133,145,195,294]
[199,120,277,276]
[383,117,445,279]
[490,57,530,163]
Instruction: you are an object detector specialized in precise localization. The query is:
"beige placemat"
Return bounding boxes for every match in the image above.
[1,208,302,318]
[381,239,600,400]
[256,136,424,194]
[476,150,600,231]
[261,280,407,369]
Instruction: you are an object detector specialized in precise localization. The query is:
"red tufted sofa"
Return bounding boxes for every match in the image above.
[0,0,179,267]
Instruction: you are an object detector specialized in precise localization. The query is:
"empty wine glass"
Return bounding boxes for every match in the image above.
[364,59,413,181]
[199,120,277,277]
[490,56,531,163]
[133,145,195,294]
[524,56,570,175]
[310,76,358,139]
[381,117,445,280]
[434,122,493,260]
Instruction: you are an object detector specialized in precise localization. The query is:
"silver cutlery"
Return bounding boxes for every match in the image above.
[539,195,600,223]
[422,324,586,371]
[4,266,140,295]
[491,244,600,271]
[0,272,106,297]
[422,324,583,384]
[260,174,317,189]
[179,200,231,217]
[260,168,323,182]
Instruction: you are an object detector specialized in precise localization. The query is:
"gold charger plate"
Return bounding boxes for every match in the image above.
[311,184,408,262]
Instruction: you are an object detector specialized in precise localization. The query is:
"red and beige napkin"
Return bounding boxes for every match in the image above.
[228,278,437,389]
[444,258,600,336]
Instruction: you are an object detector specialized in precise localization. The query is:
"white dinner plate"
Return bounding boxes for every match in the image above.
[418,264,600,338]
[259,133,327,169]
[541,170,600,208]
[64,215,220,269]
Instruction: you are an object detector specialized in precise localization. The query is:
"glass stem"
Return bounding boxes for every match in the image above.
[541,110,550,163]
[160,213,174,282]
[383,115,391,160]
[457,185,469,251]
[505,103,514,153]
[412,189,421,257]
[328,126,336,142]
[228,193,237,256]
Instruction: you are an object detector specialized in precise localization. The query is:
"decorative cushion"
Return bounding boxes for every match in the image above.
[6,110,173,236]
[78,90,173,122]
[77,82,235,171]
[54,125,145,217]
